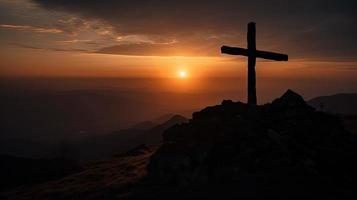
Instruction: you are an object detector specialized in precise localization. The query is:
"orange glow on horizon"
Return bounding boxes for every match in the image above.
[1,47,357,85]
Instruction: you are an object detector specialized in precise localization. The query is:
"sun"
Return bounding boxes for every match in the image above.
[178,70,187,78]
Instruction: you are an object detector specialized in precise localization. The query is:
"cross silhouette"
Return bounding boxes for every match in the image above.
[221,22,288,105]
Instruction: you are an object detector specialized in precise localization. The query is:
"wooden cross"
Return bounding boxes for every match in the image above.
[221,22,288,105]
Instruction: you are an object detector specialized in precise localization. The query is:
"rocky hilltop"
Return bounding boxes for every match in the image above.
[4,90,357,199]
[148,90,357,196]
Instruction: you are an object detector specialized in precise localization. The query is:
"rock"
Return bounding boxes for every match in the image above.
[272,89,307,107]
[148,90,357,187]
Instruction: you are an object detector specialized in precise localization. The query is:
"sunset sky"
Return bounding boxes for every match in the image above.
[0,0,357,97]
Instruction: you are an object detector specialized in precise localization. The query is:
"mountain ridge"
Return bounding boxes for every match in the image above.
[308,93,357,115]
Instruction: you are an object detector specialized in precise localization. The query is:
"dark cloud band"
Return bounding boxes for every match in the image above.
[32,0,357,59]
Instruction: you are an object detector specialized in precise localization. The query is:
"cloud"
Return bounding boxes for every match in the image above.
[97,34,228,56]
[14,43,89,53]
[53,17,90,35]
[30,0,357,59]
[56,39,94,44]
[0,24,63,33]
[97,43,215,57]
[31,0,357,33]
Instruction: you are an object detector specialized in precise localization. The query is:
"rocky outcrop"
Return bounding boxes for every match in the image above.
[148,90,357,186]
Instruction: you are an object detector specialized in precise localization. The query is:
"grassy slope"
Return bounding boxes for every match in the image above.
[3,145,159,200]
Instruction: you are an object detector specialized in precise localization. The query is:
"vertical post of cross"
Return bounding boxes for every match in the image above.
[247,22,257,105]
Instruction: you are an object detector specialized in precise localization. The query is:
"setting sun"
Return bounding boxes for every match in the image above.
[179,70,187,78]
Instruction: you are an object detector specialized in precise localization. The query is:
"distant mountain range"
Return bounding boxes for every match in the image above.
[0,87,192,159]
[0,115,187,192]
[308,93,357,115]
[76,114,188,161]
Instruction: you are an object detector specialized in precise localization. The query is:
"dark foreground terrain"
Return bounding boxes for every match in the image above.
[2,90,357,199]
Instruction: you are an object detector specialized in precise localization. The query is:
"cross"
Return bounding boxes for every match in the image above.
[221,22,288,105]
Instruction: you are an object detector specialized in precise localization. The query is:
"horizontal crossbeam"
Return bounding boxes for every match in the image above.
[221,45,288,61]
